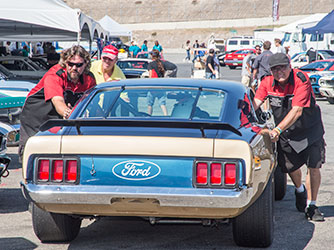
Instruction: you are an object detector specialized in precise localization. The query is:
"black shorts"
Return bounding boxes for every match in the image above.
[277,138,326,173]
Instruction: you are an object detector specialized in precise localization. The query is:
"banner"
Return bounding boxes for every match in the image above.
[272,0,280,22]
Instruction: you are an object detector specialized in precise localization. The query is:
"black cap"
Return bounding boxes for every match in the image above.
[269,53,290,68]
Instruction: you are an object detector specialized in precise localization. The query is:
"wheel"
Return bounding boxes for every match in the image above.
[228,66,236,69]
[232,177,274,247]
[274,164,287,200]
[32,203,82,242]
[327,97,334,104]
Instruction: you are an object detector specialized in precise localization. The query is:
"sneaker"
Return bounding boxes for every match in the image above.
[305,205,325,221]
[295,186,307,212]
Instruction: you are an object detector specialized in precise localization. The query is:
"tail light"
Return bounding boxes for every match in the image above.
[36,158,79,184]
[225,163,236,185]
[38,160,50,181]
[66,160,78,182]
[196,162,208,184]
[194,160,241,188]
[52,160,63,181]
[210,163,222,185]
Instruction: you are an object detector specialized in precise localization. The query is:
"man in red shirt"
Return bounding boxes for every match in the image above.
[19,45,96,159]
[253,53,325,221]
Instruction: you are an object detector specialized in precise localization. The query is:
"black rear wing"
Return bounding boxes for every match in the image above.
[40,119,242,138]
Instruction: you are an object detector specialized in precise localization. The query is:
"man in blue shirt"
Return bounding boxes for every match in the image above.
[129,41,141,58]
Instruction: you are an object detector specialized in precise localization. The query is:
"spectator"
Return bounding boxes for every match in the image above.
[141,40,148,52]
[274,38,285,54]
[153,40,163,54]
[35,42,44,55]
[129,41,141,58]
[253,53,325,221]
[19,45,96,160]
[184,40,191,62]
[205,48,216,79]
[284,46,291,60]
[20,45,29,57]
[46,46,60,69]
[252,41,273,87]
[5,41,11,55]
[192,44,206,63]
[147,49,177,116]
[193,40,200,59]
[90,44,125,83]
[241,50,254,87]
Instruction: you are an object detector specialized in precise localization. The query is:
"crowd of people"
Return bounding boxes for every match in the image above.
[2,41,60,68]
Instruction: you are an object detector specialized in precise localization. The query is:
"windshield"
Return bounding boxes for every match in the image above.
[301,61,334,70]
[117,61,149,70]
[79,87,225,120]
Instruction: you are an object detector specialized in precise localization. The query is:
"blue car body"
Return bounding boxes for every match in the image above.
[21,79,276,247]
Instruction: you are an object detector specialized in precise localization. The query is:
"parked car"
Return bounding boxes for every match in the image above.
[0,56,46,79]
[0,79,35,145]
[116,58,151,78]
[29,56,49,70]
[21,78,280,247]
[225,49,256,69]
[290,50,334,68]
[299,59,334,73]
[216,50,236,67]
[0,64,41,83]
[0,122,12,183]
[307,71,334,96]
[319,74,334,104]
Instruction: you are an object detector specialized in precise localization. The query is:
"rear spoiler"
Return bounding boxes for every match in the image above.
[40,119,242,138]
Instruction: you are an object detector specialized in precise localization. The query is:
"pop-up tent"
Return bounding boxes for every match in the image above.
[0,0,108,42]
[99,15,132,39]
[303,10,334,34]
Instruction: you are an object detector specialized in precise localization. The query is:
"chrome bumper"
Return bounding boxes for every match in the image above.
[320,86,334,97]
[21,183,254,209]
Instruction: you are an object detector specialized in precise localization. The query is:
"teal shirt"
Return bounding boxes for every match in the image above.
[153,44,162,52]
[141,44,148,52]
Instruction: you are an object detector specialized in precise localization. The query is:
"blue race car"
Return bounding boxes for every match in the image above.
[21,78,277,247]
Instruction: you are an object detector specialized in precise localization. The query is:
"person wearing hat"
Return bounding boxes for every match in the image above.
[90,44,125,84]
[253,53,326,221]
[19,45,96,161]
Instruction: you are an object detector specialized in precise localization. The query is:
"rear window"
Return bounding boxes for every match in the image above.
[117,61,148,70]
[240,40,250,45]
[79,87,226,120]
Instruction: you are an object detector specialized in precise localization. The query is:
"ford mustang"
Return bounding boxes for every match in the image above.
[21,78,278,247]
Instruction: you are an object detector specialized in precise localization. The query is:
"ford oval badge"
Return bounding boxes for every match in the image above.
[112,160,161,181]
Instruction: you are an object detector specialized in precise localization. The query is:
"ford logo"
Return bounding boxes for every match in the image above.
[112,160,161,181]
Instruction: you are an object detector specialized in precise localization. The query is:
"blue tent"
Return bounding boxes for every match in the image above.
[303,10,334,34]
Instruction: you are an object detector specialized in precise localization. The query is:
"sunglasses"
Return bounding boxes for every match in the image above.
[67,62,84,68]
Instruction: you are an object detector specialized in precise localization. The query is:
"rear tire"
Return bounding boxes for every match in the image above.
[32,203,81,242]
[327,97,334,104]
[232,177,274,247]
[228,66,236,69]
[274,165,287,200]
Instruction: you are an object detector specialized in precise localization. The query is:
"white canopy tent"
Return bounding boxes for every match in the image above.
[0,0,108,42]
[99,15,132,39]
[275,13,327,33]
